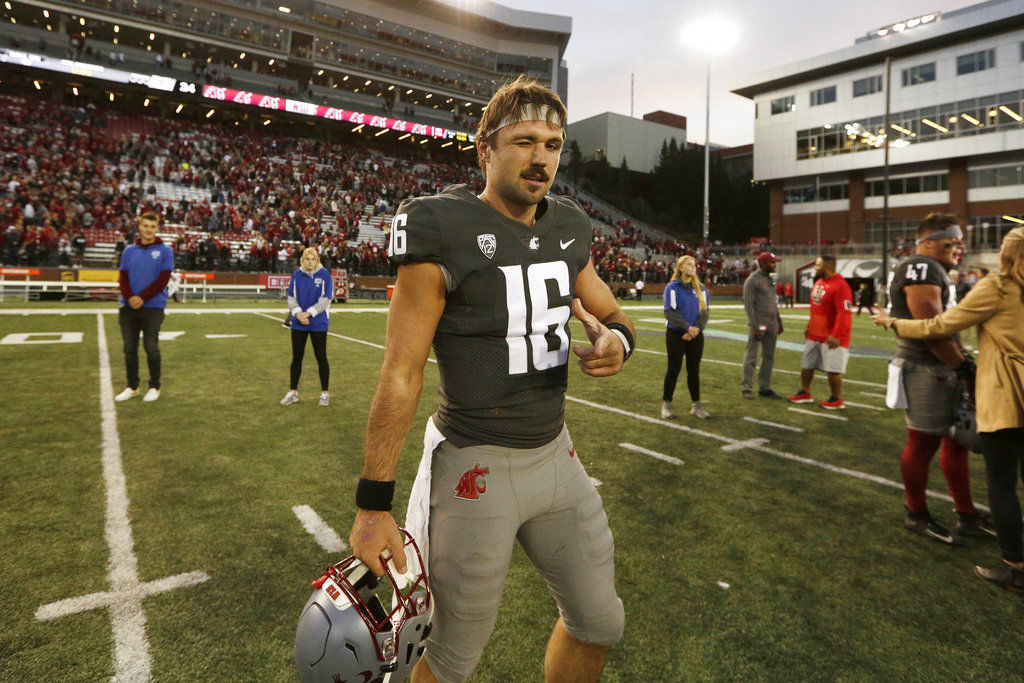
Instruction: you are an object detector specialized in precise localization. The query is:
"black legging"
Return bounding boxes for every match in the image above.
[981,427,1024,563]
[290,329,329,391]
[662,328,704,403]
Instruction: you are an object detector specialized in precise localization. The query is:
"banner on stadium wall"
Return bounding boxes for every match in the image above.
[202,86,475,143]
[259,274,291,289]
[78,269,119,282]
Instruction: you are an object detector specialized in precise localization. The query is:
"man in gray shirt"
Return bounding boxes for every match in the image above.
[742,252,784,399]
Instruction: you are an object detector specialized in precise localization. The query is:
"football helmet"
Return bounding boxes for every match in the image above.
[950,381,981,454]
[295,529,432,683]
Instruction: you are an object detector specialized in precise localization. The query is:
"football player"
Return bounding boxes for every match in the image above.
[887,213,995,544]
[348,76,633,682]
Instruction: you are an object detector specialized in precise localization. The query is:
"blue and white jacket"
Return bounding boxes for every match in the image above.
[663,280,709,333]
[287,267,333,332]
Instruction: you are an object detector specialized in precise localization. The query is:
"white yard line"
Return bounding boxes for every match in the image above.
[34,314,209,681]
[619,442,684,466]
[743,417,805,433]
[859,391,886,399]
[844,400,885,411]
[787,407,850,421]
[292,505,347,553]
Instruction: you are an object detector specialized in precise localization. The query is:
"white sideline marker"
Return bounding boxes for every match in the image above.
[157,330,185,341]
[788,407,849,421]
[205,333,248,339]
[619,442,684,466]
[35,314,210,680]
[743,417,804,433]
[721,438,768,452]
[292,505,347,553]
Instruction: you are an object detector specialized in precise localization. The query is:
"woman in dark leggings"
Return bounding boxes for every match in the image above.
[281,247,333,407]
[661,255,710,419]
[873,226,1024,591]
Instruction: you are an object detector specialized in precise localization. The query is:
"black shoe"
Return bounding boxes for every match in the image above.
[974,563,1024,593]
[955,511,998,539]
[758,389,783,399]
[903,510,963,546]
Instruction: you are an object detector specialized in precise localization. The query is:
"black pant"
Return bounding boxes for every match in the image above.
[663,328,704,402]
[119,306,164,390]
[981,428,1024,563]
[290,329,329,391]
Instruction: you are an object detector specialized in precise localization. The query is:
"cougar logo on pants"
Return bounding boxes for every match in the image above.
[454,463,489,500]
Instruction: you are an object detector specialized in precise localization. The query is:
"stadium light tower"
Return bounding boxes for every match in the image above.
[681,17,739,244]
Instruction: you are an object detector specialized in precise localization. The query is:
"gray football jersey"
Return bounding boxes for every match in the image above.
[389,184,592,448]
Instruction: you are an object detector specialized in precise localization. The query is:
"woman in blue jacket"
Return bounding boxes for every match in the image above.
[662,255,710,419]
[281,247,333,407]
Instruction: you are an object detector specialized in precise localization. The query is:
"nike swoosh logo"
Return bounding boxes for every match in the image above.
[560,239,575,249]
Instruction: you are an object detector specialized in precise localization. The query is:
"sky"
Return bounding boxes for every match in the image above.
[503,0,978,147]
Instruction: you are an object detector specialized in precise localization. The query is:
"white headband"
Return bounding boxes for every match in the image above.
[484,104,566,139]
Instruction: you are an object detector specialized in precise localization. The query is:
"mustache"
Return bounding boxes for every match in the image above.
[522,167,549,182]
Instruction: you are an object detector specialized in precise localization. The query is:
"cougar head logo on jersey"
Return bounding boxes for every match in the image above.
[477,234,496,259]
[528,236,540,250]
[454,463,489,500]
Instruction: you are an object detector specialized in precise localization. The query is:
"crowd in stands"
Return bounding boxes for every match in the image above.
[2,91,765,286]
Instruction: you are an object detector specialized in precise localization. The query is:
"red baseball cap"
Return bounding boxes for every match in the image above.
[757,252,780,266]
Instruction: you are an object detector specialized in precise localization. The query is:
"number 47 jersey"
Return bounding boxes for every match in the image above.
[389,184,593,449]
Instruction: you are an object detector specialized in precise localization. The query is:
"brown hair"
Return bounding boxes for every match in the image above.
[138,211,161,224]
[475,76,567,174]
[916,212,960,239]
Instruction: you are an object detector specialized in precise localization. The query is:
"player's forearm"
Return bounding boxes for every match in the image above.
[360,366,424,481]
[924,338,965,368]
[600,309,634,339]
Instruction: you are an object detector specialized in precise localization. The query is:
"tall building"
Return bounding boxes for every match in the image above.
[566,110,687,174]
[732,0,1024,250]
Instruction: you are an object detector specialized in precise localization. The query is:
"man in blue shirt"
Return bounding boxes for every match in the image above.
[114,211,174,403]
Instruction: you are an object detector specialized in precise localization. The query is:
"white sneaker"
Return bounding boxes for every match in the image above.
[660,401,676,419]
[690,401,710,419]
[280,390,299,406]
[114,387,139,402]
[142,388,160,402]
[319,392,330,407]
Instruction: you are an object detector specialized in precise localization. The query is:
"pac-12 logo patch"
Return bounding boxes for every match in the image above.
[454,463,489,500]
[477,234,496,259]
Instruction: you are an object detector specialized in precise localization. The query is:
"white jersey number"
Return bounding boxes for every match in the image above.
[904,263,928,281]
[499,262,571,375]
[388,213,407,257]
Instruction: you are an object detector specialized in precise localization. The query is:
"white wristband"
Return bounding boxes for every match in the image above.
[291,307,302,316]
[609,328,631,356]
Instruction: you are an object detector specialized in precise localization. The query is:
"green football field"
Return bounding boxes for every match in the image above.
[1,299,1021,681]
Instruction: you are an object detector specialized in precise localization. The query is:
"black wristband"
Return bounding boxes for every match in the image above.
[356,478,395,511]
[605,322,634,360]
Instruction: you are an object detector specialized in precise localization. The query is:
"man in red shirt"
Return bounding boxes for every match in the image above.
[788,254,853,409]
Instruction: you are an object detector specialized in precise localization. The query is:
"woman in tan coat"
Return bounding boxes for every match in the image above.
[874,227,1024,593]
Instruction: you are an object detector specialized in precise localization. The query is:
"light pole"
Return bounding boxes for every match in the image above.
[681,18,738,244]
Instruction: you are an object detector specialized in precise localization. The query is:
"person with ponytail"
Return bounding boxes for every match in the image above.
[280,247,332,407]
[873,227,1024,592]
[662,255,710,419]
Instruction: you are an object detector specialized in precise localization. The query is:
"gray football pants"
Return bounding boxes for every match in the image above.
[742,329,777,392]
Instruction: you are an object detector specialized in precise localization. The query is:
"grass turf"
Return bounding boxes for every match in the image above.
[0,300,1021,680]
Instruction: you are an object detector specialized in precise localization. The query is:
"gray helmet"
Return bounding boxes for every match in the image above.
[295,529,432,683]
[950,385,982,454]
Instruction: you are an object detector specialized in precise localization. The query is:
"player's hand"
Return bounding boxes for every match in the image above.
[778,321,784,334]
[297,312,311,325]
[753,329,764,340]
[128,296,143,309]
[870,312,893,328]
[827,335,840,349]
[349,509,407,577]
[688,326,701,338]
[570,298,624,377]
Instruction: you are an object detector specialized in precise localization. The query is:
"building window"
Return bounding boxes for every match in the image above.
[783,181,848,204]
[771,95,795,115]
[852,75,883,98]
[865,172,947,196]
[901,62,936,86]
[968,163,1024,188]
[809,85,837,107]
[957,49,996,75]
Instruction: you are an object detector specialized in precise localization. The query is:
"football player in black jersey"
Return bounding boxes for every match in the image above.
[888,213,994,544]
[349,77,634,682]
